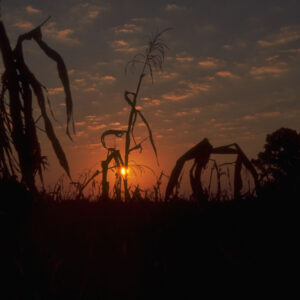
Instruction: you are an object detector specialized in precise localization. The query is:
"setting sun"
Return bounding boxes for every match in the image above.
[121,167,129,175]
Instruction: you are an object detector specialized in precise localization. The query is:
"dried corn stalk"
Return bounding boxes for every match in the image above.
[0,19,74,192]
[165,139,259,201]
[100,29,170,200]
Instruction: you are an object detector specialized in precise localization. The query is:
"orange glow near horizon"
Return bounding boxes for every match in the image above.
[121,167,129,176]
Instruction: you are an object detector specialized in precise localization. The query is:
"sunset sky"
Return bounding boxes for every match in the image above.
[1,0,300,195]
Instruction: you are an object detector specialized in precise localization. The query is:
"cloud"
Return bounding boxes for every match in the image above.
[162,81,211,101]
[144,99,162,107]
[250,64,287,77]
[198,57,218,68]
[165,4,185,11]
[111,40,137,52]
[175,111,188,116]
[13,21,34,30]
[87,124,107,131]
[74,78,86,84]
[114,24,142,34]
[48,87,64,95]
[216,71,239,79]
[257,25,300,47]
[75,121,86,126]
[44,22,79,44]
[187,82,211,92]
[242,111,281,121]
[158,71,179,80]
[223,45,232,50]
[162,92,192,101]
[175,52,194,63]
[175,108,201,117]
[25,5,41,14]
[100,75,116,82]
[71,3,106,24]
[280,48,300,54]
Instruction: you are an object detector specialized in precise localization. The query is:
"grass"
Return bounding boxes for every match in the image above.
[0,183,290,299]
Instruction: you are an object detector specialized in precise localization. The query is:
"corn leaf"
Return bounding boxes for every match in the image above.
[101,130,127,149]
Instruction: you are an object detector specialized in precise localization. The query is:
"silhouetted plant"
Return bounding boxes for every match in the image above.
[252,127,300,193]
[165,139,259,201]
[0,18,74,193]
[100,29,170,201]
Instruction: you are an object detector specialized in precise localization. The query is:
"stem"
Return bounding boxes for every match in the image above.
[123,54,149,201]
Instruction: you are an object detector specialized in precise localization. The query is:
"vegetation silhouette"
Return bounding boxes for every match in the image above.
[165,138,259,202]
[252,127,300,198]
[0,16,295,299]
[100,28,171,201]
[0,18,74,194]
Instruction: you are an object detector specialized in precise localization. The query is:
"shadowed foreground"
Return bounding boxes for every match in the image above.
[0,187,292,299]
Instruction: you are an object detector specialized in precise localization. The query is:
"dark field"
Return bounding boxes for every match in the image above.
[0,191,292,299]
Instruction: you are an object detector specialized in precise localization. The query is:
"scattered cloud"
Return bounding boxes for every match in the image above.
[216,71,239,79]
[100,75,116,82]
[242,111,281,121]
[175,53,194,63]
[162,92,192,101]
[25,5,41,14]
[144,99,162,107]
[87,124,107,130]
[257,25,300,47]
[165,4,186,11]
[192,108,201,114]
[280,48,300,54]
[223,45,232,50]
[48,87,64,96]
[74,78,86,84]
[198,57,219,68]
[250,63,288,77]
[114,24,142,34]
[44,22,79,44]
[175,108,201,117]
[109,122,121,126]
[158,71,179,80]
[162,81,211,101]
[111,40,137,52]
[175,111,188,116]
[75,121,86,126]
[13,21,34,30]
[71,2,106,24]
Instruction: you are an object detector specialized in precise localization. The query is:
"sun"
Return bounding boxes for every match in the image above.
[121,167,129,175]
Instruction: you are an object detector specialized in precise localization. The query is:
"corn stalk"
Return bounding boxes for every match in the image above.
[165,139,259,201]
[0,18,74,193]
[100,29,170,201]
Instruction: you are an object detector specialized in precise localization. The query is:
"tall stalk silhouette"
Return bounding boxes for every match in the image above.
[101,29,170,201]
[0,18,74,193]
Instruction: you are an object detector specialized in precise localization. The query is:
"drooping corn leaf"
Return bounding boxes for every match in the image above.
[165,139,213,200]
[101,130,127,149]
[124,90,158,162]
[136,109,158,163]
[14,36,71,179]
[17,20,75,140]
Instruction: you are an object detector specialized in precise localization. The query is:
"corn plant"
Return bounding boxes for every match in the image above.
[0,18,74,193]
[100,29,170,201]
[165,139,259,202]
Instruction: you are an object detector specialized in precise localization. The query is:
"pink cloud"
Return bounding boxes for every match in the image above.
[13,21,34,30]
[44,22,79,44]
[198,57,219,68]
[257,25,300,47]
[216,71,238,79]
[26,5,41,14]
[250,65,287,76]
[242,112,281,121]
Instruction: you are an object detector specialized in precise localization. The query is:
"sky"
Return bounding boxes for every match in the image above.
[1,0,300,196]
